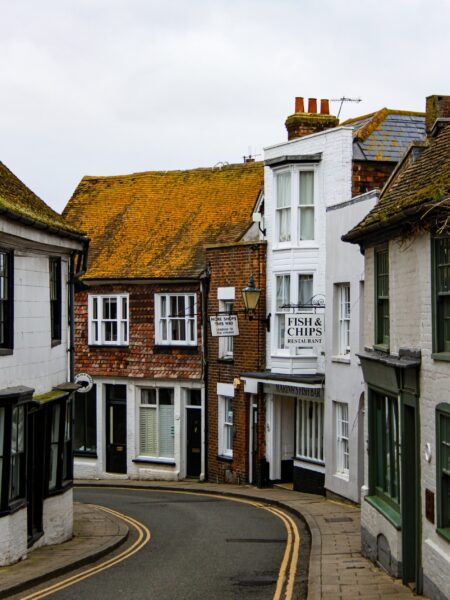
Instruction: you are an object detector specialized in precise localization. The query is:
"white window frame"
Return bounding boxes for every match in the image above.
[275,171,292,244]
[296,397,324,463]
[298,171,315,241]
[218,396,233,458]
[335,402,349,478]
[218,300,234,359]
[275,274,291,351]
[298,273,314,307]
[337,284,351,355]
[88,294,129,346]
[155,293,197,346]
[138,387,175,460]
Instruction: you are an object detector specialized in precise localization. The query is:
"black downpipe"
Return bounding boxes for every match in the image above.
[68,243,88,382]
[201,265,211,481]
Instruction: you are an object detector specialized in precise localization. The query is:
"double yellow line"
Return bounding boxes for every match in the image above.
[19,504,151,600]
[19,488,300,600]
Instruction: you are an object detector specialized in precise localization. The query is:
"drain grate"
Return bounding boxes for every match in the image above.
[324,516,353,523]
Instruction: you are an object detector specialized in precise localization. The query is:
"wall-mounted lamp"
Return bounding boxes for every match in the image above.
[241,275,271,331]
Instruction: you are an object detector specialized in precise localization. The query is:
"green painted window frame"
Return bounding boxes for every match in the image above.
[436,403,450,542]
[432,237,450,359]
[374,247,390,351]
[368,390,401,518]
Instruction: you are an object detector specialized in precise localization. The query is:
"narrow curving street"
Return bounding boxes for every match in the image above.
[18,487,310,600]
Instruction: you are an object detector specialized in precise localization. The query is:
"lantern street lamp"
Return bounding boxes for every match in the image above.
[241,275,271,331]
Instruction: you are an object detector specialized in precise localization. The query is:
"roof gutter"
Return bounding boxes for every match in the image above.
[0,206,88,243]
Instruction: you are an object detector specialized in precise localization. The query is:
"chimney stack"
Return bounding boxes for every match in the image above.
[285,96,339,141]
[426,94,450,134]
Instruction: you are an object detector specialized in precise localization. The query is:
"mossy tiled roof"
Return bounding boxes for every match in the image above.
[0,161,84,237]
[344,121,450,242]
[63,162,263,280]
[342,109,426,162]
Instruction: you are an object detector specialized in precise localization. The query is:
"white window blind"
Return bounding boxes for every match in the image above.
[139,388,174,459]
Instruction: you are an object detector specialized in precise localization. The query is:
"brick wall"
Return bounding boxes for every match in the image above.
[351,160,394,197]
[206,241,267,484]
[74,282,202,381]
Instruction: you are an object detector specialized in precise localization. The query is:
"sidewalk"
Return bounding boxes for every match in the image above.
[77,479,422,600]
[0,480,422,600]
[0,502,128,599]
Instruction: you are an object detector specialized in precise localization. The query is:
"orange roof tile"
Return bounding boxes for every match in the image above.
[63,163,263,280]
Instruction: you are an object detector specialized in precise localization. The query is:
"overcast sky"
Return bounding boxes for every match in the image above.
[1,0,448,213]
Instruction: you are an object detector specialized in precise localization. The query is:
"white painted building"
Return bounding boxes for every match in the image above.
[324,190,378,503]
[0,160,86,565]
[343,96,450,598]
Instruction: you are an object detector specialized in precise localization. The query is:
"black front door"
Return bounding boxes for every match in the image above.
[251,403,258,485]
[105,384,127,474]
[186,408,201,478]
[27,407,44,542]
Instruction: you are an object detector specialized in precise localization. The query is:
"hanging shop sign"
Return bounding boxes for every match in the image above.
[284,312,324,347]
[74,372,94,394]
[210,314,240,337]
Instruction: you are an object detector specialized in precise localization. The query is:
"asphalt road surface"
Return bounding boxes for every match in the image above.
[18,486,310,600]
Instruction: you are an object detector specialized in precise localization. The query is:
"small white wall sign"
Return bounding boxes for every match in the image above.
[285,312,324,347]
[210,314,239,337]
[74,372,94,393]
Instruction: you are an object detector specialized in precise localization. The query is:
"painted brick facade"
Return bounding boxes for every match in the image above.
[206,241,267,485]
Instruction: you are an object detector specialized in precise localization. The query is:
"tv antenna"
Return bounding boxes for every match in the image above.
[330,97,362,118]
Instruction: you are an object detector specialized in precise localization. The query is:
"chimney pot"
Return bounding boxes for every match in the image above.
[320,99,330,115]
[308,98,317,113]
[295,97,305,113]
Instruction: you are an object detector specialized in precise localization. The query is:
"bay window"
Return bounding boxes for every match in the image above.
[276,172,291,243]
[276,275,290,349]
[155,293,196,346]
[298,274,313,307]
[88,294,129,346]
[298,171,314,241]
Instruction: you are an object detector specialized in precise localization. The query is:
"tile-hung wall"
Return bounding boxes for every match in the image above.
[261,125,353,492]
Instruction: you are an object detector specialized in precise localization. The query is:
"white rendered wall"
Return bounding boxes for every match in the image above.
[74,377,204,482]
[363,232,450,598]
[0,507,27,566]
[264,127,353,375]
[324,191,378,503]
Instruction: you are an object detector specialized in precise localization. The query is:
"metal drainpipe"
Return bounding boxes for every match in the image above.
[69,246,88,382]
[201,265,211,482]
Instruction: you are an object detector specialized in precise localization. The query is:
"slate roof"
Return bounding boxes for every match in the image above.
[343,120,450,243]
[63,162,264,280]
[342,109,426,162]
[0,161,85,238]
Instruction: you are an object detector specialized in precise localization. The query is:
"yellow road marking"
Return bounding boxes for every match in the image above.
[20,487,301,600]
[19,504,151,600]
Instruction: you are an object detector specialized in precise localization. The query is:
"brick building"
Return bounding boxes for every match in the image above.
[62,163,263,482]
[343,95,450,598]
[206,240,267,485]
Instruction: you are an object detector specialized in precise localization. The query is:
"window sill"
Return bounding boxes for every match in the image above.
[0,498,27,517]
[218,357,234,364]
[365,495,401,530]
[133,457,176,465]
[331,355,351,364]
[431,352,450,362]
[51,339,62,348]
[295,456,325,467]
[0,348,13,356]
[217,454,233,462]
[437,527,450,544]
[334,472,350,482]
[373,344,389,353]
[46,481,73,499]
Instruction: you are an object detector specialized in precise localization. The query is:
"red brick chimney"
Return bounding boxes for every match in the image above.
[285,97,339,141]
[426,94,450,134]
